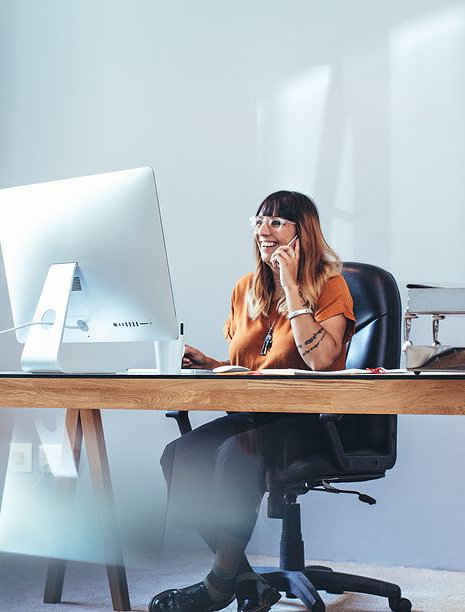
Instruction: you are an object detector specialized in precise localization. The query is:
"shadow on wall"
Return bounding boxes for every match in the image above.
[256,1,465,284]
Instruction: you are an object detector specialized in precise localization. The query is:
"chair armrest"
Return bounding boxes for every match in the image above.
[166,411,193,435]
[319,413,352,471]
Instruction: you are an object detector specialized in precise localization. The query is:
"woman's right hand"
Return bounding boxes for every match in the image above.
[182,344,221,370]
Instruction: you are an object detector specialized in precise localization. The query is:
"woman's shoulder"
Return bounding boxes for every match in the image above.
[317,273,353,309]
[228,273,253,314]
[321,273,350,295]
[314,273,354,327]
[232,273,254,295]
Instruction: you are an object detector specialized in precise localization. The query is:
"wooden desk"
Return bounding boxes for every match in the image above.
[1,372,464,610]
[2,371,465,414]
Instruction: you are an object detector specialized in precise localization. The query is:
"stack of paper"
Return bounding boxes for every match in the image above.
[258,368,411,375]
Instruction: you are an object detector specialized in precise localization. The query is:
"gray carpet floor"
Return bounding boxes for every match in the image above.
[0,550,463,611]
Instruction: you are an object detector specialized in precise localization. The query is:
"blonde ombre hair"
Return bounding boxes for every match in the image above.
[248,191,342,319]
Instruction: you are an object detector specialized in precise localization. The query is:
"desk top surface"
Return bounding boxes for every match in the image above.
[0,370,465,379]
[0,371,464,414]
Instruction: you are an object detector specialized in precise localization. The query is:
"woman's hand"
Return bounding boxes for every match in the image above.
[182,344,222,370]
[270,238,300,290]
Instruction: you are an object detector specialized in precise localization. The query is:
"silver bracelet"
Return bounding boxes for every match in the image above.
[288,307,313,320]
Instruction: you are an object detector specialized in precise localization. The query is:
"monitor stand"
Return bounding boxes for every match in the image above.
[21,262,77,373]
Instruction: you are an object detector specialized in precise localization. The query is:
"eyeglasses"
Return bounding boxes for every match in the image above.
[249,216,296,232]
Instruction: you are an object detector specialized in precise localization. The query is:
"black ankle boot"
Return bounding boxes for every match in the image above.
[149,581,235,612]
[235,576,281,612]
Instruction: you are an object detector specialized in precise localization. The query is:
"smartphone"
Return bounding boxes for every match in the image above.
[286,235,298,247]
[273,234,298,267]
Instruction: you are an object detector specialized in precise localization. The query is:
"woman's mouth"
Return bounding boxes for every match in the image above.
[260,241,278,250]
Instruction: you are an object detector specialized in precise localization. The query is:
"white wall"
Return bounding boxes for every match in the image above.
[1,0,464,570]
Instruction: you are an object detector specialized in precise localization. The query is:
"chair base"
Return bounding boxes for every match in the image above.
[254,565,412,612]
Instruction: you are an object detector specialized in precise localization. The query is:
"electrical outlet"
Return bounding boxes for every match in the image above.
[9,443,33,473]
[38,444,62,474]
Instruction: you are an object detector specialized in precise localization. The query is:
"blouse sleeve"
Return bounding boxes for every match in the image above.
[223,285,237,342]
[313,276,356,344]
[223,274,251,342]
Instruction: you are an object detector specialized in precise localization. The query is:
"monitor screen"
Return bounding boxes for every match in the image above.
[0,167,178,372]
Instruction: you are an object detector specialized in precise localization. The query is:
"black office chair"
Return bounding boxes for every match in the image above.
[167,262,412,612]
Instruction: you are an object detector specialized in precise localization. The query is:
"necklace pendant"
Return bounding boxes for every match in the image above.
[260,332,273,356]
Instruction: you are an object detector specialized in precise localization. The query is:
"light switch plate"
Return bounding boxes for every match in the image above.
[9,443,33,473]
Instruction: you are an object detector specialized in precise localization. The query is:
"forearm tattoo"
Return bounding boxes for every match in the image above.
[297,327,324,350]
[300,331,327,357]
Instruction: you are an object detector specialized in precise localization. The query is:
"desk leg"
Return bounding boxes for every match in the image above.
[80,408,130,612]
[44,408,83,603]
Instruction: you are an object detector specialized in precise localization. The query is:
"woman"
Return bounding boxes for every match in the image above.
[149,191,355,612]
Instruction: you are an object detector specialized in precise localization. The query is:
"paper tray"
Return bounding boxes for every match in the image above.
[404,344,465,371]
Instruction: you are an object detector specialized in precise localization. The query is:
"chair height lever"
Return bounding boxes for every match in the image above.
[309,480,377,505]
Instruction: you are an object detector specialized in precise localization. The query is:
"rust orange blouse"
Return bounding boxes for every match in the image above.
[224,274,355,371]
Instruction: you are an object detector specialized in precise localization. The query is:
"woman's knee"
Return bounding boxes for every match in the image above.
[160,436,190,480]
[214,431,263,483]
[160,437,183,480]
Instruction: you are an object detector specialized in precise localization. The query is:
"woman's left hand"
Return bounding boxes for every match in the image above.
[270,238,300,290]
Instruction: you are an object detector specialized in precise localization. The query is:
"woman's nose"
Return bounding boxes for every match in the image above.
[257,222,270,237]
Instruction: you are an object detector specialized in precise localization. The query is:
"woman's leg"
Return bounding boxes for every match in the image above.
[160,413,259,539]
[153,415,270,611]
[202,428,268,601]
[151,413,332,612]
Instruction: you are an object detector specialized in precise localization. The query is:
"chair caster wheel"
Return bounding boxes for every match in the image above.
[389,596,412,611]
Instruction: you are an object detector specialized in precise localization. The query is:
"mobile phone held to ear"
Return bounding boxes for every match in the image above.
[286,235,298,247]
[273,235,298,268]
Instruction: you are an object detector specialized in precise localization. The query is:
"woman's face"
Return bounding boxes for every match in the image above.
[252,215,298,265]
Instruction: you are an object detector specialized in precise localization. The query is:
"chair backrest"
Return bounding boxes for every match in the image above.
[342,262,401,370]
[266,263,402,496]
[342,262,401,456]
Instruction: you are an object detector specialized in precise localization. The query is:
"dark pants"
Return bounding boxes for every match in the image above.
[160,412,356,543]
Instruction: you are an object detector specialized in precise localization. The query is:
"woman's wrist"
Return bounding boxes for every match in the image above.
[288,307,313,320]
[205,356,226,369]
[284,283,304,309]
[283,282,299,296]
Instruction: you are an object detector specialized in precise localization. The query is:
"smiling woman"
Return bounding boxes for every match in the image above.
[149,191,356,612]
[249,191,343,316]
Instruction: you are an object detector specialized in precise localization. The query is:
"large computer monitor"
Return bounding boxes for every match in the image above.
[0,167,179,372]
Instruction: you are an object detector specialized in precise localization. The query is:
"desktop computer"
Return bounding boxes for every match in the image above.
[0,167,179,373]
